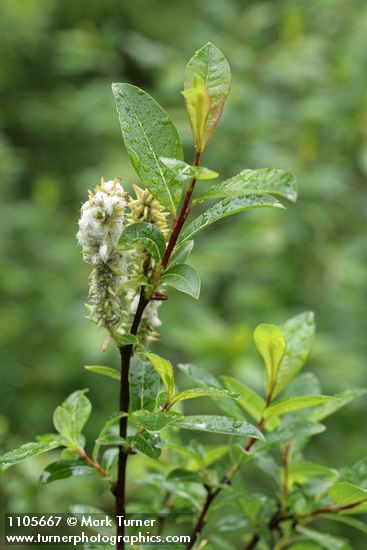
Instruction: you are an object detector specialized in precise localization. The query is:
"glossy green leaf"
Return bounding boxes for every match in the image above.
[129,356,161,413]
[130,410,181,432]
[196,168,297,203]
[253,324,286,396]
[169,240,194,268]
[176,415,264,439]
[170,387,239,406]
[221,376,265,422]
[328,482,367,509]
[297,526,353,550]
[264,395,335,420]
[118,222,166,261]
[274,311,315,397]
[178,195,284,244]
[85,366,120,381]
[178,363,244,419]
[40,459,94,484]
[0,436,65,472]
[309,389,367,422]
[184,43,231,150]
[53,390,91,443]
[127,432,161,459]
[141,352,175,400]
[160,157,218,182]
[93,412,128,462]
[162,263,201,299]
[112,83,183,213]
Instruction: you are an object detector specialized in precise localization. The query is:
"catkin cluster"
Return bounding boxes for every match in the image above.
[77,178,167,343]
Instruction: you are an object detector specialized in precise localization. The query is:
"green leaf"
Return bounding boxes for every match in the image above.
[221,376,265,422]
[286,462,338,488]
[255,418,326,452]
[283,372,322,398]
[95,435,125,447]
[160,157,218,182]
[170,387,239,406]
[141,352,175,401]
[296,526,353,550]
[204,445,230,467]
[340,455,367,487]
[274,312,315,397]
[309,389,367,422]
[93,412,128,462]
[53,390,91,443]
[129,357,161,413]
[178,363,244,419]
[321,514,367,536]
[178,363,221,388]
[118,222,166,261]
[328,482,367,509]
[169,240,194,267]
[176,415,264,439]
[85,366,120,381]
[182,74,211,152]
[287,544,322,550]
[264,395,335,420]
[184,43,231,151]
[0,436,65,472]
[162,263,201,299]
[166,468,202,484]
[178,195,284,244]
[196,168,297,203]
[130,410,182,432]
[253,324,286,396]
[127,432,161,459]
[112,83,183,213]
[40,459,94,484]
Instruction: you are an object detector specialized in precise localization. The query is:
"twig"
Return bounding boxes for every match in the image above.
[78,448,110,479]
[161,149,201,269]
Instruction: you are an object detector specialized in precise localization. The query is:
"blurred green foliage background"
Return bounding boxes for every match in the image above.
[1,0,366,546]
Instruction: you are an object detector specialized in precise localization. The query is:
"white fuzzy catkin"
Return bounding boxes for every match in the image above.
[77,178,128,327]
[77,178,126,266]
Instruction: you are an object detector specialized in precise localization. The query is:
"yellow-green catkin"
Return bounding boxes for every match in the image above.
[128,184,169,237]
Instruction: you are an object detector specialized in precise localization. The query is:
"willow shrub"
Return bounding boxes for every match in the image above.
[1,43,366,550]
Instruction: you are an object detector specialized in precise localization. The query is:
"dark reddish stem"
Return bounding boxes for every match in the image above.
[161,149,201,270]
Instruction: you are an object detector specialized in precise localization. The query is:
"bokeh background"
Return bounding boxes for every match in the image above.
[1,0,367,547]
